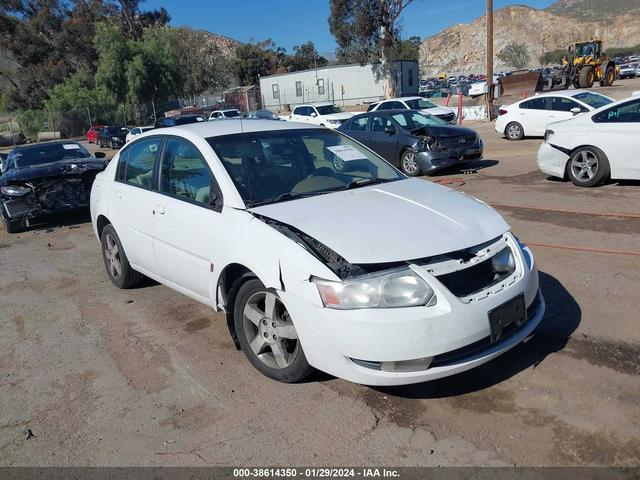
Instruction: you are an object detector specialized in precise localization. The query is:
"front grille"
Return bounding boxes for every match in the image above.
[430,292,542,368]
[442,134,477,149]
[435,247,514,298]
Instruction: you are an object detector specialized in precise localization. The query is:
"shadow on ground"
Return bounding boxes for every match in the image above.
[374,272,581,399]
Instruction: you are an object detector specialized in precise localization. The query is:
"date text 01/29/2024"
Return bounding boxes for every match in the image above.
[233,468,400,478]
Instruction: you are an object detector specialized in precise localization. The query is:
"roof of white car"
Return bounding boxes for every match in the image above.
[150,119,317,138]
[296,102,336,108]
[381,96,422,102]
[531,89,593,99]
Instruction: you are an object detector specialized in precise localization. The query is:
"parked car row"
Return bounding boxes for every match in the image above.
[493,87,639,187]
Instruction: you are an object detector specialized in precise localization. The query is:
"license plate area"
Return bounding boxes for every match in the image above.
[488,293,526,343]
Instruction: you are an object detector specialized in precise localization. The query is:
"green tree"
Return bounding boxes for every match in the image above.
[539,49,566,66]
[234,40,286,85]
[94,22,132,104]
[395,35,421,61]
[284,42,328,72]
[328,0,415,98]
[497,42,531,69]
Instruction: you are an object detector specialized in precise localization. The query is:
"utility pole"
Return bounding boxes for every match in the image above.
[486,0,494,121]
[152,100,157,123]
[86,107,93,129]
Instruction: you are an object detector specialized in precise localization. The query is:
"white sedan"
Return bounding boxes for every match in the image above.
[288,103,353,128]
[90,120,544,385]
[368,96,457,124]
[125,126,153,143]
[538,94,640,187]
[495,90,614,140]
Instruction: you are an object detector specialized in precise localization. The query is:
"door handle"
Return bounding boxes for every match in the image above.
[155,204,165,215]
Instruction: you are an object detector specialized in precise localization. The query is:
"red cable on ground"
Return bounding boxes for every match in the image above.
[524,241,640,257]
[491,203,640,219]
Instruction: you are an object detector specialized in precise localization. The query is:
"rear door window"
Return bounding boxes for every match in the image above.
[520,98,548,110]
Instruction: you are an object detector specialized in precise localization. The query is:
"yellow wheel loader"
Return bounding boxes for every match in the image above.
[560,40,616,89]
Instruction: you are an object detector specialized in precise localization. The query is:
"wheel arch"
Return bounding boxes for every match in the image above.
[96,214,111,239]
[565,144,608,180]
[217,263,260,349]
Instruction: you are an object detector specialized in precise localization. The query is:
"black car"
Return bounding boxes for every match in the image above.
[0,141,106,233]
[337,109,483,176]
[98,125,129,149]
[154,114,206,128]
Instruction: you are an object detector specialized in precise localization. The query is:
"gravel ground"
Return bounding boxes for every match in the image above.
[0,80,639,467]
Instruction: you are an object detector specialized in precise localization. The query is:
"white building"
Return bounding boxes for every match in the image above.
[258,60,419,110]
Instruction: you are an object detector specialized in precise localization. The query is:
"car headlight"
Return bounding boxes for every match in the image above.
[544,129,554,143]
[1,185,31,196]
[422,136,445,152]
[491,247,516,274]
[313,267,435,309]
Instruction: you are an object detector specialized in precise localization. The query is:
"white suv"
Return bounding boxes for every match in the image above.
[288,103,353,128]
[90,120,543,386]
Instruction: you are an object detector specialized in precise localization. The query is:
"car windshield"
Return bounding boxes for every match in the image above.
[207,128,404,208]
[391,111,446,129]
[176,116,205,125]
[404,98,437,110]
[316,105,344,115]
[224,110,241,118]
[8,143,92,169]
[573,92,613,109]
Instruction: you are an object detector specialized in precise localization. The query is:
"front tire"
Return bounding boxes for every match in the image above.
[400,149,421,176]
[234,278,314,383]
[505,122,524,141]
[100,224,144,288]
[601,66,615,87]
[578,66,595,88]
[567,146,610,187]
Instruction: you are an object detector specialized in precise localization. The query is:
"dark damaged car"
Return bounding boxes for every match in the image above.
[0,141,107,233]
[338,109,483,176]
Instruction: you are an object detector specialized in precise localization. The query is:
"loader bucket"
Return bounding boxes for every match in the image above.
[500,70,543,97]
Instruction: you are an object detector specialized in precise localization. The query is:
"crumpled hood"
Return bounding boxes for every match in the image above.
[421,105,454,116]
[419,125,478,138]
[250,178,510,263]
[1,157,106,184]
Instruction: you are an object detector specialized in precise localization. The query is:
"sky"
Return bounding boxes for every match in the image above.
[144,0,558,56]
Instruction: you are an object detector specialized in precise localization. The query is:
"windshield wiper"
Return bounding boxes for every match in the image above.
[247,190,330,208]
[343,178,390,190]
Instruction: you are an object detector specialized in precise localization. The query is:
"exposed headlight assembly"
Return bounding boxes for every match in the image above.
[491,247,516,274]
[313,267,435,309]
[327,119,341,125]
[1,185,31,196]
[422,136,445,152]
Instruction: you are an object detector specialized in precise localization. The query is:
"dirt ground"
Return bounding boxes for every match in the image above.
[1,81,639,467]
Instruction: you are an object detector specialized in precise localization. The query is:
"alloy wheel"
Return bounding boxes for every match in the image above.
[242,291,299,369]
[571,150,598,181]
[402,151,419,175]
[104,233,122,279]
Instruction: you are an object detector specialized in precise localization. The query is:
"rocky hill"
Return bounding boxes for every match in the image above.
[419,0,640,75]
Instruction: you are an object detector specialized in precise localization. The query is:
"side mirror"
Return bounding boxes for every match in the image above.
[570,107,581,115]
[384,126,396,134]
[310,112,317,117]
[94,151,106,159]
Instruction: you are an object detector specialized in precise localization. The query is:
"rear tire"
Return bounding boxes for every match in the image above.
[505,122,524,141]
[100,224,144,288]
[567,146,610,187]
[578,66,595,88]
[233,278,314,383]
[601,66,615,87]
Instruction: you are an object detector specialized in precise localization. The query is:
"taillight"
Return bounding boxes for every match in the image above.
[498,108,508,116]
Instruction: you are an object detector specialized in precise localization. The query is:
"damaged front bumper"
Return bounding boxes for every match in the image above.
[281,235,544,386]
[1,174,97,221]
[416,140,483,174]
[537,142,569,179]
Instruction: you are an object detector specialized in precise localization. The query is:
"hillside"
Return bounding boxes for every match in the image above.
[547,0,640,20]
[419,1,640,75]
